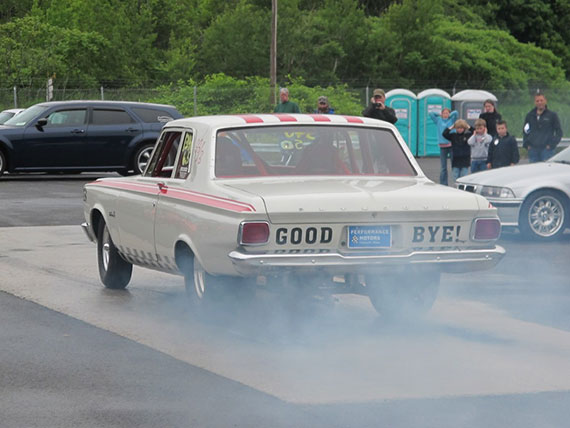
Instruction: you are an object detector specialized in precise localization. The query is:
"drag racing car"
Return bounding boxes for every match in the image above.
[82,114,505,317]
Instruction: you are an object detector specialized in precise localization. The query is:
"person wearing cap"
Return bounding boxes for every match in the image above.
[315,96,335,114]
[274,87,301,113]
[362,88,397,124]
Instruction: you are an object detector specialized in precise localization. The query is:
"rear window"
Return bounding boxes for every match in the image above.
[132,107,175,123]
[215,125,417,178]
[91,109,135,125]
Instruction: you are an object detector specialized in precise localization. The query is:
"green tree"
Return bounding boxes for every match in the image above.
[0,15,108,86]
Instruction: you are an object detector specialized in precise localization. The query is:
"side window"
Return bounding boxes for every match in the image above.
[174,132,193,179]
[46,109,87,126]
[144,131,182,178]
[91,109,135,125]
[132,107,174,123]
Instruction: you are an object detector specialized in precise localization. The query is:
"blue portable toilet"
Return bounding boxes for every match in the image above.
[386,89,417,154]
[451,90,498,127]
[417,89,452,157]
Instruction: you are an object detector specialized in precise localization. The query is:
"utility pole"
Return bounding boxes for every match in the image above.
[270,0,277,106]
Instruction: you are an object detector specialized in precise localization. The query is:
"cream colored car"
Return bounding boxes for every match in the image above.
[82,114,504,317]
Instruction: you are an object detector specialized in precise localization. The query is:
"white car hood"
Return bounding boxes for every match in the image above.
[225,177,487,223]
[458,162,568,187]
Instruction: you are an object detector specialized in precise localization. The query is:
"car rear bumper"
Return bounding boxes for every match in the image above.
[228,245,506,275]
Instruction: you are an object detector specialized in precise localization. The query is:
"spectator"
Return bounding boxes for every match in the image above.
[479,99,502,138]
[429,107,458,186]
[487,120,519,169]
[468,118,492,173]
[523,92,563,163]
[443,119,473,181]
[362,89,397,124]
[274,88,301,113]
[315,96,335,114]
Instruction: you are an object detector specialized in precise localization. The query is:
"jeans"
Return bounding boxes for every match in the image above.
[528,147,555,163]
[452,167,469,181]
[439,146,453,186]
[470,160,487,173]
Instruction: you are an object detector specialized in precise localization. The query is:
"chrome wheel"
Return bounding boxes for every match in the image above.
[101,227,111,272]
[96,220,132,289]
[527,195,564,237]
[520,190,567,240]
[193,260,207,300]
[134,145,154,174]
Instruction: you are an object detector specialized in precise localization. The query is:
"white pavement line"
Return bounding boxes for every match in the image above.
[1,226,570,404]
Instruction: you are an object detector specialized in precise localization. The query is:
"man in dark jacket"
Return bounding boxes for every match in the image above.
[362,88,397,124]
[522,92,562,162]
[487,120,519,169]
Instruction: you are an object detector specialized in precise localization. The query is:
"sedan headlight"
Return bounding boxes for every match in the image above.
[480,186,515,198]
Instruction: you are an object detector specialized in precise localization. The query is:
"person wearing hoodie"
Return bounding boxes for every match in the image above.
[468,118,492,173]
[443,119,474,181]
[487,120,520,169]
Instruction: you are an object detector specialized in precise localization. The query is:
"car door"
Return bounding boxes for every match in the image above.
[86,107,142,167]
[114,130,183,266]
[153,130,194,264]
[19,108,88,168]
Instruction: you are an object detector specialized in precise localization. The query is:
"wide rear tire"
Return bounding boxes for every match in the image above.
[366,270,440,319]
[97,220,132,289]
[183,257,253,308]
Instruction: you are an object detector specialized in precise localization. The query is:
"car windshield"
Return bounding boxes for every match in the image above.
[3,105,49,126]
[215,125,417,178]
[550,146,570,164]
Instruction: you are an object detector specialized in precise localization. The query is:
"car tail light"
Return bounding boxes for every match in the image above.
[240,222,270,245]
[473,218,501,240]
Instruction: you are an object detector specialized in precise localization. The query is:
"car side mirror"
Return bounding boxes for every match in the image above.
[35,118,48,131]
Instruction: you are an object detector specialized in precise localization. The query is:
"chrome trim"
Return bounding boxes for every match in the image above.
[81,222,96,242]
[228,246,505,274]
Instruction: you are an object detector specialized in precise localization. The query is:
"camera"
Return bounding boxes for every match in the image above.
[373,102,383,108]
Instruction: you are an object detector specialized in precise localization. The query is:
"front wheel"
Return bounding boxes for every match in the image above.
[97,220,132,289]
[132,143,155,175]
[519,190,568,241]
[366,270,440,319]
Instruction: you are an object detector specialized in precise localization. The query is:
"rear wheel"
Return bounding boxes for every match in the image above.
[133,143,154,175]
[0,150,6,177]
[97,220,132,289]
[366,270,440,319]
[519,190,568,241]
[183,257,253,307]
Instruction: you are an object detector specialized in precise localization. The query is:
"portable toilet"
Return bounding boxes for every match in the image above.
[417,89,452,157]
[451,90,498,127]
[386,89,417,154]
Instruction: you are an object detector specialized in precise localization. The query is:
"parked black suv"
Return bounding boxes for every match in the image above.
[0,100,183,177]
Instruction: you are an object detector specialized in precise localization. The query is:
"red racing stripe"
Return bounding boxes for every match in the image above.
[343,116,364,123]
[237,114,264,123]
[273,114,297,122]
[308,114,331,122]
[89,180,255,212]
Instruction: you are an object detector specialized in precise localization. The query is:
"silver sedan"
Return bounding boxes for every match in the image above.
[456,147,570,241]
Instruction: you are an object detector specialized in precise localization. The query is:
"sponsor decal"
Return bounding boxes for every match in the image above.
[275,227,333,245]
[412,225,462,243]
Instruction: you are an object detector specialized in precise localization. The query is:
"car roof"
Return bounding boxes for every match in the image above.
[1,108,25,114]
[164,114,396,129]
[31,100,179,110]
